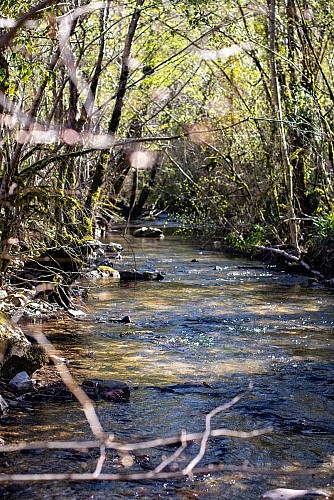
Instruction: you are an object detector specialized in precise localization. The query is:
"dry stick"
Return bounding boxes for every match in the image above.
[0,427,272,454]
[0,463,330,484]
[93,444,106,478]
[0,385,277,483]
[33,331,117,477]
[153,430,188,475]
[182,386,252,476]
[1,378,328,483]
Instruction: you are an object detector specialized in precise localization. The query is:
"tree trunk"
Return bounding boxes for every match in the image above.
[131,153,161,219]
[268,0,300,254]
[85,0,145,214]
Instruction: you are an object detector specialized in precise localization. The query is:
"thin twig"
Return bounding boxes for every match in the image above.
[182,384,253,475]
[153,430,188,474]
[93,444,106,478]
[0,464,330,484]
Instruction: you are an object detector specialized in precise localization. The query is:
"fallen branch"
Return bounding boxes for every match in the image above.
[0,463,331,483]
[0,426,271,454]
[255,245,324,279]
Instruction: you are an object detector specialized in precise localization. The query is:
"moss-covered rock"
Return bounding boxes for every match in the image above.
[0,312,47,379]
[97,266,120,278]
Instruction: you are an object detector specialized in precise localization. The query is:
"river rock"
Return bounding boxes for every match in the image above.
[5,294,29,307]
[8,371,33,393]
[0,312,47,379]
[67,308,87,318]
[133,226,164,238]
[119,270,164,281]
[109,315,132,324]
[261,488,329,499]
[85,265,120,280]
[107,242,123,252]
[86,241,123,261]
[0,395,8,414]
[81,379,130,402]
[97,266,120,278]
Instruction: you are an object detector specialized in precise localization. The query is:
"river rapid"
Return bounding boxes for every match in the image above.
[1,231,333,499]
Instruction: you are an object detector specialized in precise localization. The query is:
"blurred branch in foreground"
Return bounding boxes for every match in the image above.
[0,333,331,484]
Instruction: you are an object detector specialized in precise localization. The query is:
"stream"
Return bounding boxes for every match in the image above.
[1,231,334,499]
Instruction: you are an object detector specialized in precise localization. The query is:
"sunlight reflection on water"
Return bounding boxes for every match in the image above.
[3,233,334,498]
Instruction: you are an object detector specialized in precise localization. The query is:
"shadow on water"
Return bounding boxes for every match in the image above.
[1,233,333,498]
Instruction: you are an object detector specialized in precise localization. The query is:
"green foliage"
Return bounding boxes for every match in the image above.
[223,232,245,253]
[1,0,334,278]
[311,212,334,241]
[245,224,267,247]
[171,172,229,236]
[223,224,268,253]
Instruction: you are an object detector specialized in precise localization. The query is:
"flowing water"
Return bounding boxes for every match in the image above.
[1,232,333,499]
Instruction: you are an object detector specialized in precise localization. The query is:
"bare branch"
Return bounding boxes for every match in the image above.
[153,430,188,474]
[0,0,58,49]
[0,426,272,455]
[183,384,253,476]
[0,463,329,484]
[93,444,106,478]
[256,245,325,278]
[32,331,107,442]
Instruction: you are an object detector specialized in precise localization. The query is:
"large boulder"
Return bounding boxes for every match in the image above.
[0,312,46,379]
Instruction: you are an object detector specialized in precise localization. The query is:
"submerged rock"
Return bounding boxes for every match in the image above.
[109,315,132,324]
[25,380,74,402]
[82,379,130,402]
[24,379,131,403]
